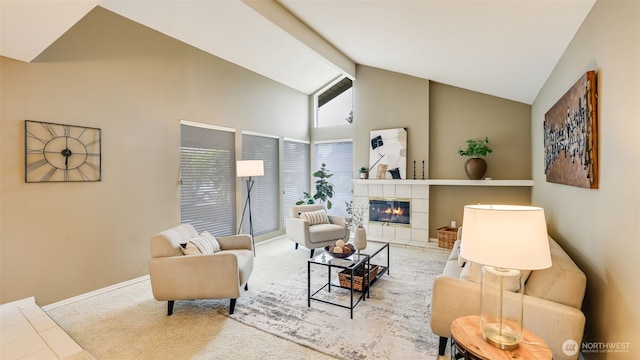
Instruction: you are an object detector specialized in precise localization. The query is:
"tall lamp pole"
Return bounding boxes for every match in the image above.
[236,160,264,256]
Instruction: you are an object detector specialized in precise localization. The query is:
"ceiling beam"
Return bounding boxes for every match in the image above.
[243,0,355,81]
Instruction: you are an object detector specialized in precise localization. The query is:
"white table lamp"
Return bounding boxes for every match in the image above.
[460,204,551,350]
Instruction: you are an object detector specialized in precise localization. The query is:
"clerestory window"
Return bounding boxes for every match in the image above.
[315,77,353,127]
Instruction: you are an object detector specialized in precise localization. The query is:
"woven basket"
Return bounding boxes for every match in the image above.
[338,264,379,291]
[437,226,458,249]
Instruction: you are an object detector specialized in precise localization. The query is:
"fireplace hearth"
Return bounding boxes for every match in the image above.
[369,198,410,226]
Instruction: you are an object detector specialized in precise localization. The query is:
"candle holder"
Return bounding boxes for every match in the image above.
[413,161,417,180]
[422,160,425,180]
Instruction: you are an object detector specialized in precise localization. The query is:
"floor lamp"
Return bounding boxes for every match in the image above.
[236,160,264,256]
[460,204,551,350]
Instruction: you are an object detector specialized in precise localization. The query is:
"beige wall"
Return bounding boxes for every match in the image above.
[321,67,532,237]
[531,0,639,358]
[352,65,430,177]
[429,82,532,234]
[0,8,309,305]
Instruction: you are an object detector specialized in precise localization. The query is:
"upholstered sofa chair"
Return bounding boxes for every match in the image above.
[430,236,586,360]
[148,223,253,315]
[285,204,350,258]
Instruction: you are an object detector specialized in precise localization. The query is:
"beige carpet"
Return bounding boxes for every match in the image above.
[47,237,449,359]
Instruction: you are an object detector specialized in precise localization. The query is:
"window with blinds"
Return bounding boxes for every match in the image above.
[314,140,353,216]
[240,133,279,236]
[283,140,310,220]
[180,123,236,236]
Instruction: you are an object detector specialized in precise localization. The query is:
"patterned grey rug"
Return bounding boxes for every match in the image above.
[221,244,447,360]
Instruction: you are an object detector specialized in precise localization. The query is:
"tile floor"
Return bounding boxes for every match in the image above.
[0,297,84,359]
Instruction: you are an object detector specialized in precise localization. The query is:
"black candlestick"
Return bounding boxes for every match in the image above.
[422,161,425,180]
[413,161,416,179]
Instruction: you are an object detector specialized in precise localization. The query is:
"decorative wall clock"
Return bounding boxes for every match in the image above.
[25,120,102,182]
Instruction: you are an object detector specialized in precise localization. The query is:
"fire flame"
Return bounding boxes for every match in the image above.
[383,207,404,216]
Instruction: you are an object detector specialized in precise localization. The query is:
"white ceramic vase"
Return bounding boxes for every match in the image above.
[354,226,367,251]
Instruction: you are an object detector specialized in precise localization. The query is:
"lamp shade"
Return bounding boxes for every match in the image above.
[236,160,264,177]
[460,205,551,270]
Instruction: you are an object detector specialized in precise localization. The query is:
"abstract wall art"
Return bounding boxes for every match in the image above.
[369,128,407,180]
[544,70,598,189]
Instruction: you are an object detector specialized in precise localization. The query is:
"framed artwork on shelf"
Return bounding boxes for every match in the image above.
[543,70,598,189]
[369,128,407,180]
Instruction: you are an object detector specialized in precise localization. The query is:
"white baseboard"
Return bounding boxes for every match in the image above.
[31,236,284,313]
[42,275,150,311]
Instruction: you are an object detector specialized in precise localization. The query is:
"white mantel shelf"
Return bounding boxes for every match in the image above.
[353,179,533,187]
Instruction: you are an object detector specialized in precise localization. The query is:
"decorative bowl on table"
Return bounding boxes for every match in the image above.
[325,243,356,258]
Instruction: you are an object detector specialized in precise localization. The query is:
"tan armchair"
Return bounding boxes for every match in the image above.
[285,204,350,258]
[148,223,253,315]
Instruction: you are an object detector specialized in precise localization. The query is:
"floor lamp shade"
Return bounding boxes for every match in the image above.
[236,160,264,178]
[460,204,552,350]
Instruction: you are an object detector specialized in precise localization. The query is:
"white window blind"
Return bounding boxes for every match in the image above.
[314,140,353,216]
[283,140,310,219]
[180,123,236,236]
[241,133,279,236]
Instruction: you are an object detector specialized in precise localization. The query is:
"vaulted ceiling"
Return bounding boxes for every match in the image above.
[1,0,596,104]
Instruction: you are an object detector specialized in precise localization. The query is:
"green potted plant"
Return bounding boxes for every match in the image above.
[296,163,335,209]
[458,137,493,180]
[358,166,369,179]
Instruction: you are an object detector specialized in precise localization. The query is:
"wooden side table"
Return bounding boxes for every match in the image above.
[450,315,552,360]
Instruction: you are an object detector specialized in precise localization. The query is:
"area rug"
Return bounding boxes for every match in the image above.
[221,244,447,360]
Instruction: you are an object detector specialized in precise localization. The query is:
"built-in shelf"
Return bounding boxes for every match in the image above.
[353,179,533,187]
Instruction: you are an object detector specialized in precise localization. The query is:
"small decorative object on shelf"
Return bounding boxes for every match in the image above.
[458,137,493,180]
[358,166,369,179]
[413,160,417,180]
[422,160,425,180]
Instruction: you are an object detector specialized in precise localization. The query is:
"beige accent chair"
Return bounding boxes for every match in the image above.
[430,236,586,360]
[286,204,350,258]
[148,223,253,315]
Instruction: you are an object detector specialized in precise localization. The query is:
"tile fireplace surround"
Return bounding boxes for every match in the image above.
[353,180,430,248]
[352,178,533,248]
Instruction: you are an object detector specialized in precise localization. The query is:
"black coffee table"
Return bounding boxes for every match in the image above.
[307,241,390,318]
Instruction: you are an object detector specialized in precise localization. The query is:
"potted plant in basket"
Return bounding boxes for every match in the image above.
[458,137,493,180]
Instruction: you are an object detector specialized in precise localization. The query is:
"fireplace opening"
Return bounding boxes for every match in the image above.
[369,198,410,226]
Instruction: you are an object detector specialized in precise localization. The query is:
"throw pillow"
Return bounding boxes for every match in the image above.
[200,231,221,253]
[183,232,220,254]
[180,242,201,255]
[299,209,330,225]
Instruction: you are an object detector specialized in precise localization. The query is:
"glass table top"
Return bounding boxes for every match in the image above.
[309,241,389,269]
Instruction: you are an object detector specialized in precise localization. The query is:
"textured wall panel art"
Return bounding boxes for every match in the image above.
[544,70,598,189]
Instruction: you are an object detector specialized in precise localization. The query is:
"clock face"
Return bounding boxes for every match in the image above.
[25,120,102,182]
